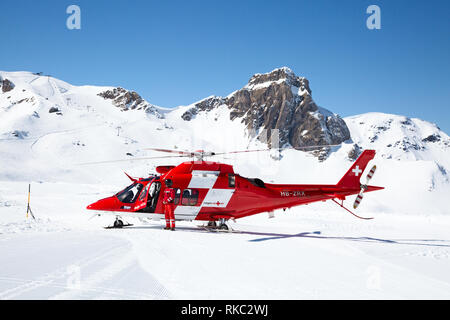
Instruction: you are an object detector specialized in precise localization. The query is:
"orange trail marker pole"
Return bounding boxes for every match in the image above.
[26,184,36,220]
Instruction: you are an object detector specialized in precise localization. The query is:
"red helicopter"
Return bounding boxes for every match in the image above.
[86,148,384,230]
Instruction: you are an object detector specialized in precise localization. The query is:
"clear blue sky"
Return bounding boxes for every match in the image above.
[1,0,449,132]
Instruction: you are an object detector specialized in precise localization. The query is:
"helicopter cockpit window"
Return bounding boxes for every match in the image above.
[117,183,144,203]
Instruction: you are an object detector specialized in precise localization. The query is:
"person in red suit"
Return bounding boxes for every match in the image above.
[162,179,176,230]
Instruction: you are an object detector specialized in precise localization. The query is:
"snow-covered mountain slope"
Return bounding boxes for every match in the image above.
[346,112,450,163]
[0,71,169,183]
[0,69,449,215]
[342,112,450,215]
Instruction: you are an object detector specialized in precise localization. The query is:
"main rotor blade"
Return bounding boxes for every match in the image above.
[212,148,270,156]
[213,144,341,155]
[145,144,341,157]
[79,144,342,166]
[144,148,195,157]
[77,155,187,166]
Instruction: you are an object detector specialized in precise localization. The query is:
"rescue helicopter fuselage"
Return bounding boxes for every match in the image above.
[87,150,383,228]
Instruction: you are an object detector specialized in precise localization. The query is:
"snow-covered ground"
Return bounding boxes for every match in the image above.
[1,181,450,299]
[1,70,450,299]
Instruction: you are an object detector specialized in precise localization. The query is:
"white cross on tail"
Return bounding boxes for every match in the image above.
[352,165,362,177]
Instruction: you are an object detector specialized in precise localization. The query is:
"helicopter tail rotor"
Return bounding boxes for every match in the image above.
[353,165,377,209]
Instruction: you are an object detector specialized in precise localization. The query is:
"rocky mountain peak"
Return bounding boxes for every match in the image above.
[98,87,164,118]
[246,67,311,95]
[181,67,350,159]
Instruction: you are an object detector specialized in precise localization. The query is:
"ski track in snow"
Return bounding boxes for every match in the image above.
[0,242,124,299]
[0,231,172,300]
[29,124,103,152]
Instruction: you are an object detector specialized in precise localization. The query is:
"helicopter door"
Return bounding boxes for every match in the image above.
[147,181,161,213]
[133,183,151,211]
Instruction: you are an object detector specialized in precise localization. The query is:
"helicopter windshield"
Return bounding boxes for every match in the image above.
[116,183,144,204]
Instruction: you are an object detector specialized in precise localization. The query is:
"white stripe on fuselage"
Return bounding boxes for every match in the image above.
[202,189,234,208]
[174,169,234,220]
[188,170,220,189]
[173,205,202,220]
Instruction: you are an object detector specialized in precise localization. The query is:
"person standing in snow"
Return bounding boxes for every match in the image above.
[162,179,176,230]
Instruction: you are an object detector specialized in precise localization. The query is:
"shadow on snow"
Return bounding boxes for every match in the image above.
[122,224,450,249]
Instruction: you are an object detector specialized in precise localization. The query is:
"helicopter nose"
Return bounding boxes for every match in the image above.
[86,202,98,210]
[86,197,117,211]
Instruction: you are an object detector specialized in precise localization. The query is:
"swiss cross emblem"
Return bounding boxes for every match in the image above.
[352,165,362,177]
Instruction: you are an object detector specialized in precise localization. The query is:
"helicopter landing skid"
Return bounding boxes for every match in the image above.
[104,217,133,229]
